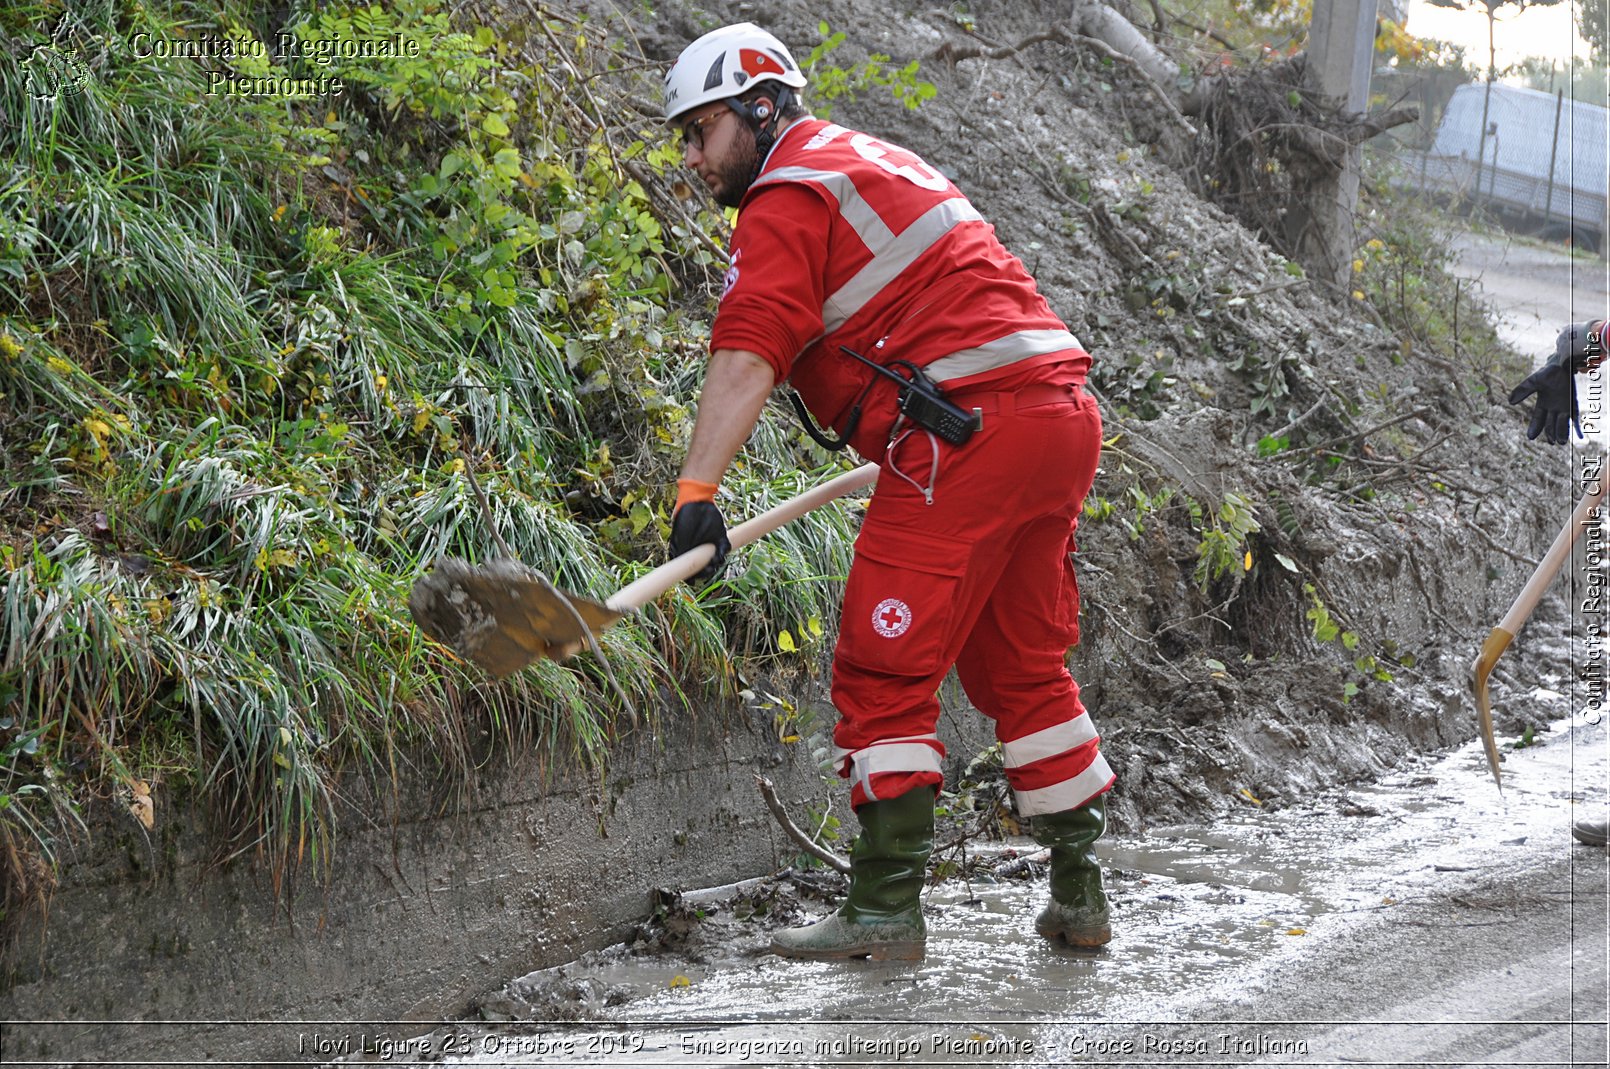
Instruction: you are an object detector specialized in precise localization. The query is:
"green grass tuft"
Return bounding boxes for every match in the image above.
[0,0,862,915]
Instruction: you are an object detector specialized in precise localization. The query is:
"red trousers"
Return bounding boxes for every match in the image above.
[830,376,1113,816]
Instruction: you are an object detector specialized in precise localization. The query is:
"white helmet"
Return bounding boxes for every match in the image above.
[663,23,808,125]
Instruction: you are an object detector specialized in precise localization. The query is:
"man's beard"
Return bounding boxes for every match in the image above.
[711,130,758,209]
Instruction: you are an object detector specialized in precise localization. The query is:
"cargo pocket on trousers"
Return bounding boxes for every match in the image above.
[1054,549,1082,648]
[837,520,974,677]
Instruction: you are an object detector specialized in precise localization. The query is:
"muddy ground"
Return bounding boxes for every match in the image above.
[421,707,1606,1063]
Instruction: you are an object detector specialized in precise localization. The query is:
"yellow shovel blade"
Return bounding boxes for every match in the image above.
[1471,626,1515,790]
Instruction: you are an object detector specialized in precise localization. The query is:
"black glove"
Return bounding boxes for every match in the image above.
[1508,362,1578,445]
[668,500,730,584]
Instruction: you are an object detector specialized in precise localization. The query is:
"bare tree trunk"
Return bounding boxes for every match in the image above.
[1073,1,1188,101]
[1289,0,1378,287]
[1476,9,1496,184]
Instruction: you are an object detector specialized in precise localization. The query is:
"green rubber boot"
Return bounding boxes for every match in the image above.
[770,787,934,962]
[1031,801,1112,947]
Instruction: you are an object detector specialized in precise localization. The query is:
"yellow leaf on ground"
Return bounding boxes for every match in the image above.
[1285,928,1307,936]
[1238,787,1263,806]
[129,780,154,829]
[144,597,172,624]
[668,975,692,989]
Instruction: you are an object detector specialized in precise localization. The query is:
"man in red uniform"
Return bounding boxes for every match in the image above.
[663,23,1114,961]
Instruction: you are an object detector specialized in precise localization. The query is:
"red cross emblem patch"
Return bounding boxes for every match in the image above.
[872,598,912,638]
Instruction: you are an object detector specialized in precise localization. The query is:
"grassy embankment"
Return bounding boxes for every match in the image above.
[0,0,857,921]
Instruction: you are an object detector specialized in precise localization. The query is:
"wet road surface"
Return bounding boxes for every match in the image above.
[1448,233,1608,359]
[385,700,1607,1068]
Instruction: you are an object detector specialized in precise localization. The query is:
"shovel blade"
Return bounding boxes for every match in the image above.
[409,557,623,678]
[1471,626,1515,790]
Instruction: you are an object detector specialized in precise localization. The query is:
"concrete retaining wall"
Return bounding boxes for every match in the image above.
[0,696,993,1064]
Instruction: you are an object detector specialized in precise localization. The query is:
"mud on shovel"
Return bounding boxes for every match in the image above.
[1472,475,1608,788]
[408,462,879,680]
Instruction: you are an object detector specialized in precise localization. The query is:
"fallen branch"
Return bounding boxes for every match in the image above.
[754,775,850,874]
[1066,30,1198,138]
[991,848,1050,879]
[1344,106,1420,144]
[1466,520,1543,571]
[927,29,1067,64]
[926,22,1197,138]
[1268,396,1328,442]
[1307,406,1435,452]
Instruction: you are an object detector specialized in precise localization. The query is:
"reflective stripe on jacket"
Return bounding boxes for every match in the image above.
[711,119,1088,456]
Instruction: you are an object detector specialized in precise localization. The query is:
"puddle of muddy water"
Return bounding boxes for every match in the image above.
[358,703,1605,1067]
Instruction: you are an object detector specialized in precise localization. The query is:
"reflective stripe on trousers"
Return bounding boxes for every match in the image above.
[833,734,944,803]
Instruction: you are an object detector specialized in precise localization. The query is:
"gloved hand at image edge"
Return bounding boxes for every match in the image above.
[669,478,730,584]
[1509,362,1579,445]
[1509,321,1605,445]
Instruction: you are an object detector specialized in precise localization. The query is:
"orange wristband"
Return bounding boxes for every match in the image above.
[674,478,719,512]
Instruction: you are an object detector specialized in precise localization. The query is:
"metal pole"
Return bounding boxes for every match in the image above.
[1476,13,1495,191]
[1488,130,1500,200]
[1544,90,1563,227]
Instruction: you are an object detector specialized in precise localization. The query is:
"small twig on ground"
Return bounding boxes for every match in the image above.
[927,29,1066,64]
[1166,14,1238,52]
[1306,405,1434,453]
[1221,277,1310,304]
[991,848,1050,879]
[755,774,851,874]
[1268,396,1327,441]
[1466,520,1543,570]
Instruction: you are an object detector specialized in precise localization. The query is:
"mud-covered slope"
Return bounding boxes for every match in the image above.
[593,0,1579,827]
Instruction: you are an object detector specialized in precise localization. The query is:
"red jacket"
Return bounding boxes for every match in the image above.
[710,119,1089,456]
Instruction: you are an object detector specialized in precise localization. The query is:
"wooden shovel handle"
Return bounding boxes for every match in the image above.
[1472,473,1607,789]
[1495,474,1609,635]
[606,462,880,613]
